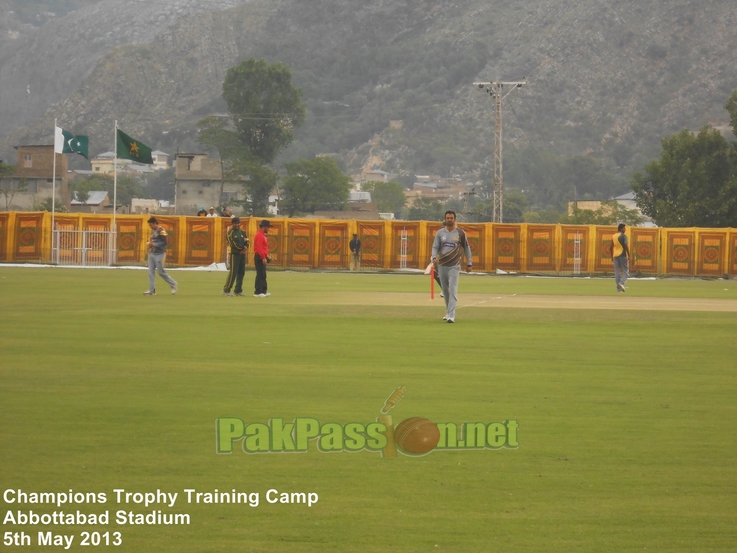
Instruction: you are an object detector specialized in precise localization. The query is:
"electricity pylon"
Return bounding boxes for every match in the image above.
[473,79,527,223]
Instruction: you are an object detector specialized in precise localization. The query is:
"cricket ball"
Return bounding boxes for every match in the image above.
[394,417,440,455]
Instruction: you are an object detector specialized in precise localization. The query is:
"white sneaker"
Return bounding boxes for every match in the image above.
[446,318,455,323]
[440,292,444,297]
[263,293,271,297]
[143,290,156,296]
[171,283,178,294]
[442,316,448,321]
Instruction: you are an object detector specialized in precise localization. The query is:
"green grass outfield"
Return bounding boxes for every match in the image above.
[1,267,736,552]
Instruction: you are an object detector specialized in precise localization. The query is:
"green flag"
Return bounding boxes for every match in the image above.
[54,126,89,159]
[116,129,153,164]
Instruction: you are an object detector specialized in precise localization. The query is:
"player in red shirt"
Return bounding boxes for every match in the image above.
[253,220,273,297]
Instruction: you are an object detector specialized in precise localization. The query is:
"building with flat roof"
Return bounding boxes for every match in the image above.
[151,151,170,171]
[90,151,132,176]
[0,145,68,210]
[70,190,110,214]
[567,192,655,226]
[174,153,245,215]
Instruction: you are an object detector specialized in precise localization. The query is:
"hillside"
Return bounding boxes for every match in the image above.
[0,0,247,143]
[2,0,736,193]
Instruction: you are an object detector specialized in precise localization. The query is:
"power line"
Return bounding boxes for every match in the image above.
[209,97,466,121]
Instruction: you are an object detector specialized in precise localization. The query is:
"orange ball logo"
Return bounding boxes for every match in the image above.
[394,417,440,455]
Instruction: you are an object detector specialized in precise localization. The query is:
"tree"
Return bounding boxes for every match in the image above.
[222,58,306,165]
[396,174,416,189]
[505,145,564,208]
[68,178,90,204]
[461,190,528,223]
[205,59,306,216]
[407,197,444,221]
[35,197,67,213]
[196,115,258,191]
[631,127,737,227]
[281,157,351,217]
[240,162,277,217]
[361,180,406,214]
[501,191,528,223]
[0,161,21,210]
[505,145,627,209]
[0,176,27,210]
[197,116,245,163]
[559,200,644,226]
[196,115,275,214]
[726,91,737,135]
[522,206,563,224]
[563,155,626,201]
[76,190,92,204]
[196,115,259,212]
[144,167,176,201]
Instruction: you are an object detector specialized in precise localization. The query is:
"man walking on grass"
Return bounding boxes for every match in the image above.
[612,222,631,293]
[431,210,472,323]
[144,216,177,296]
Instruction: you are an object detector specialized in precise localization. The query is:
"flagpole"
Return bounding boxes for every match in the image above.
[113,120,118,265]
[52,118,57,263]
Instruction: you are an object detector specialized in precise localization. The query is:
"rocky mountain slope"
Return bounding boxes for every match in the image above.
[0,0,247,144]
[2,0,736,182]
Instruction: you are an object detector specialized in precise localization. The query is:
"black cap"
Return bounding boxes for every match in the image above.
[231,217,240,224]
[259,219,271,227]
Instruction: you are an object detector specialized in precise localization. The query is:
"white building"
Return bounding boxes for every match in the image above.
[349,191,371,203]
[151,151,170,171]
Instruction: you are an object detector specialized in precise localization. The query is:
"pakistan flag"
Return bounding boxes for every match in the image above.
[54,126,89,159]
[116,129,153,164]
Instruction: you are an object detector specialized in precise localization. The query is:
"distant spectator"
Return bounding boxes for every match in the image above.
[612,223,631,293]
[197,206,207,217]
[221,207,233,218]
[207,206,219,217]
[349,233,361,271]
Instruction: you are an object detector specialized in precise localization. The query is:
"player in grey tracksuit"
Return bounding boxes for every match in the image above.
[431,210,472,323]
[144,216,177,295]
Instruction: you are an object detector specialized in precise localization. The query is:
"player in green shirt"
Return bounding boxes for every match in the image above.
[223,217,249,296]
